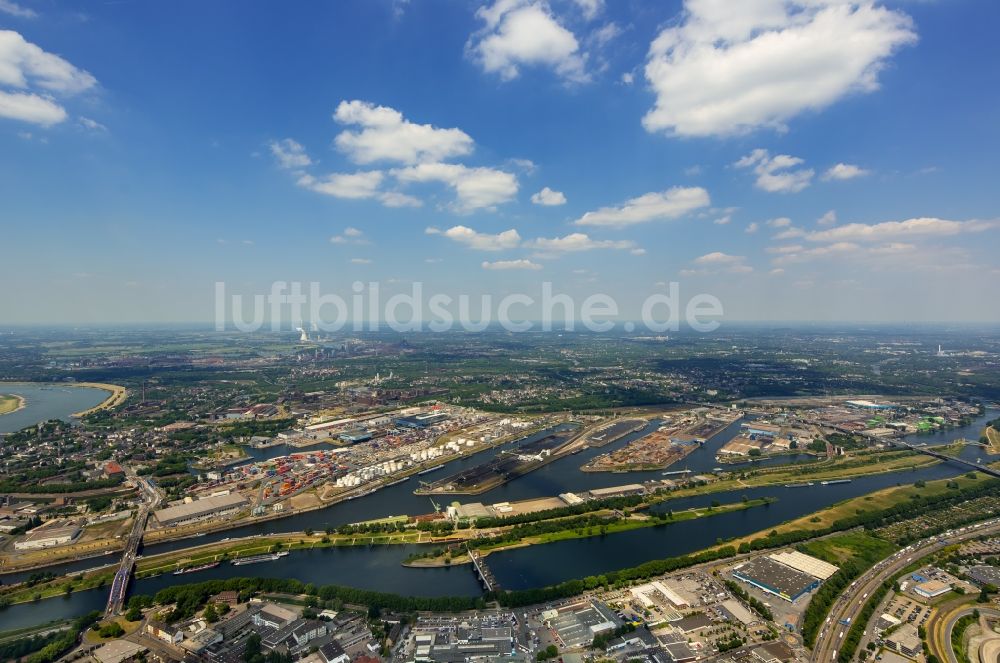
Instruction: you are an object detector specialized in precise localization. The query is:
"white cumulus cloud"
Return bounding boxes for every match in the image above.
[823,162,871,180]
[269,138,312,169]
[574,186,710,228]
[468,0,588,83]
[0,30,97,126]
[442,225,523,251]
[527,232,635,253]
[393,162,518,212]
[642,0,917,137]
[735,149,814,193]
[333,100,473,165]
[531,186,567,206]
[0,89,65,125]
[297,171,384,200]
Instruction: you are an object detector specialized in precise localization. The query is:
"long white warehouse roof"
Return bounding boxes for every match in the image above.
[768,550,838,580]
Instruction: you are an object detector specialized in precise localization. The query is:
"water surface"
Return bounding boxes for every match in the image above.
[0,383,110,433]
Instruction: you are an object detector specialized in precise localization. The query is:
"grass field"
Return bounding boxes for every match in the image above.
[801,531,897,564]
[718,470,990,551]
[985,426,1000,454]
[0,568,116,605]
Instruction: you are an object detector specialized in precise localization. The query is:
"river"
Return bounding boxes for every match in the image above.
[1,408,994,631]
[0,383,111,434]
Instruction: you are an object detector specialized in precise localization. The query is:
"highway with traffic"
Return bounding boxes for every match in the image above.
[810,517,1000,663]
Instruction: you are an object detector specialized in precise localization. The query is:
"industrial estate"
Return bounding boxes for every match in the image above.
[0,328,998,663]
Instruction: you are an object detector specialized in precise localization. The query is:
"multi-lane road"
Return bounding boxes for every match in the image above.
[810,518,1000,663]
[105,470,162,616]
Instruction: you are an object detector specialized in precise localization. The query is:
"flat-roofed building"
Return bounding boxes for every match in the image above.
[446,502,492,522]
[768,550,838,580]
[752,641,795,663]
[876,613,902,632]
[589,484,645,499]
[91,640,147,663]
[651,581,689,609]
[718,436,766,456]
[180,628,223,654]
[674,614,712,633]
[886,624,922,658]
[14,521,81,550]
[733,556,821,602]
[153,493,248,527]
[395,412,449,429]
[662,641,698,663]
[253,603,298,629]
[319,642,349,663]
[741,422,782,437]
[914,579,951,598]
[720,599,756,626]
[216,607,257,639]
[966,565,1000,587]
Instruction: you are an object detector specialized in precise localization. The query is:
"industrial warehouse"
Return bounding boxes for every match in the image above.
[13,520,82,550]
[153,493,249,527]
[731,550,837,602]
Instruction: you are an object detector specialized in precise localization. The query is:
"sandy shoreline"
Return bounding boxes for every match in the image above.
[0,393,27,416]
[0,381,127,419]
[71,382,128,417]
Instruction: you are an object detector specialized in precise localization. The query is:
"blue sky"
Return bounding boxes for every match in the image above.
[1,0,998,324]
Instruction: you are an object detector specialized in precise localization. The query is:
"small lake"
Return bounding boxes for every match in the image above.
[0,383,112,434]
